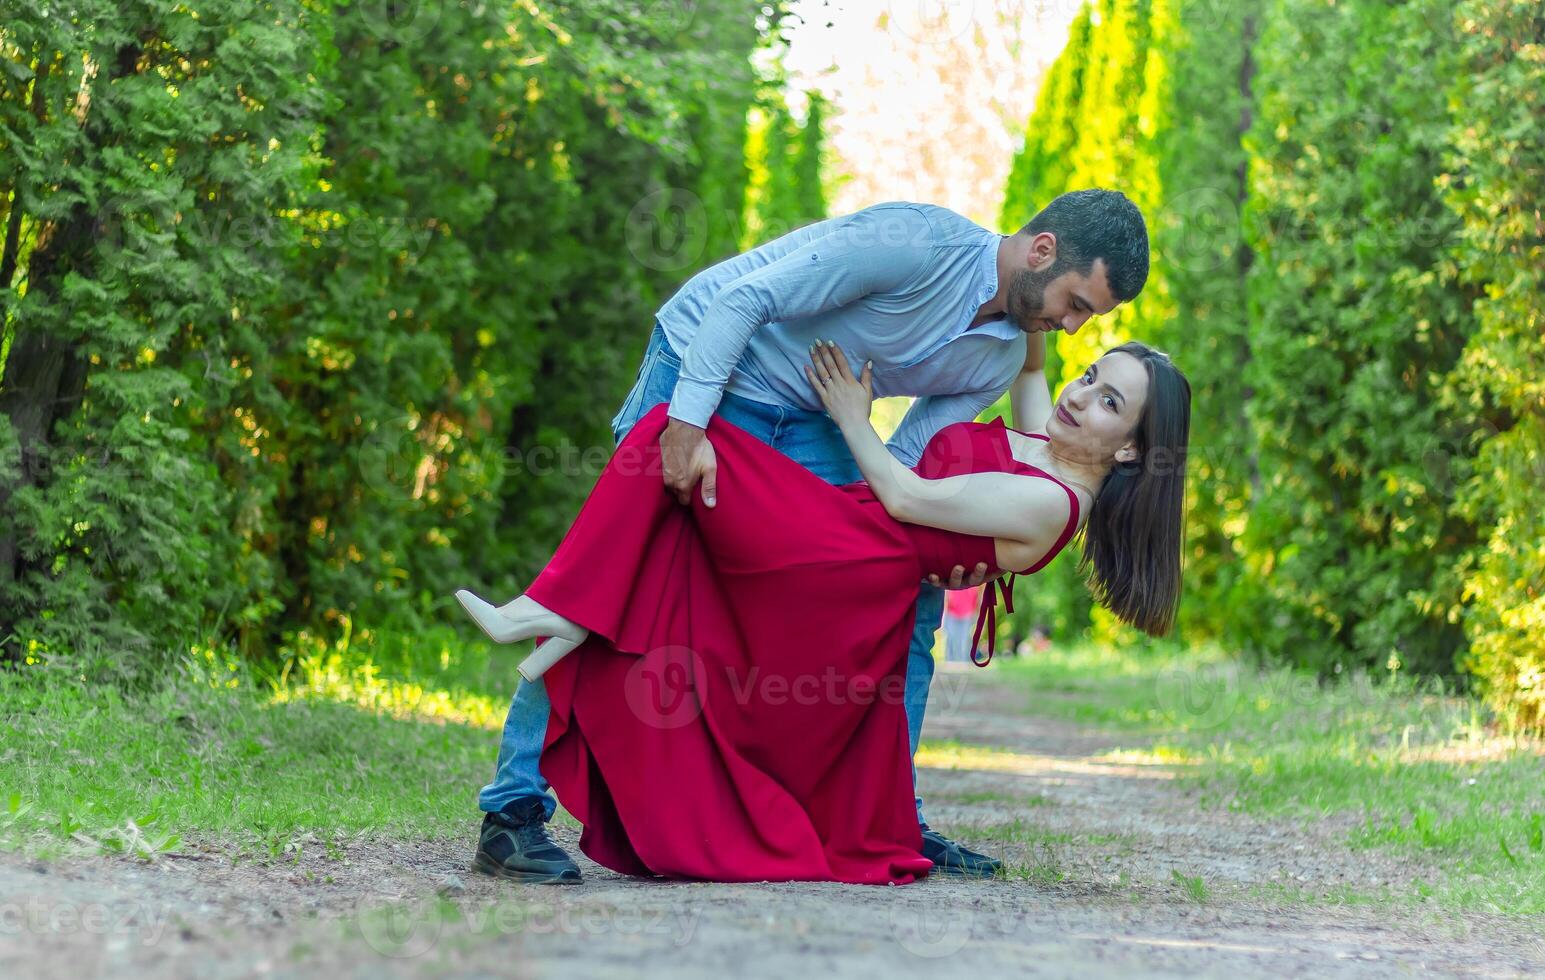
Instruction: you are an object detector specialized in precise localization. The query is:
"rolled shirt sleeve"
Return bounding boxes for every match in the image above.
[667,205,936,428]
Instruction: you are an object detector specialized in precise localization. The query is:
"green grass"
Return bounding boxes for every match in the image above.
[5,628,1543,924]
[0,624,517,857]
[1171,869,1209,903]
[996,642,1545,916]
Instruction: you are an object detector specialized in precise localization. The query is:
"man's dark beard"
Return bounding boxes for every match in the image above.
[1004,261,1064,333]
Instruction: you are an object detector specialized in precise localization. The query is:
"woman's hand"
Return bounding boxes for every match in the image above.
[804,340,873,432]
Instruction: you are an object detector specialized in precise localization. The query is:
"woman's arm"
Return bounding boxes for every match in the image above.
[1010,331,1053,434]
[804,341,1071,551]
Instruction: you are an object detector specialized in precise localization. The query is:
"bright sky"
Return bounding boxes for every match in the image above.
[782,0,1082,227]
[780,1,1080,435]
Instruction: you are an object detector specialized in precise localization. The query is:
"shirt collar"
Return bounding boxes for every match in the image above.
[965,234,1022,342]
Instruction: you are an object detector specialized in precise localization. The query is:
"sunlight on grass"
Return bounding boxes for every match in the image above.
[916,740,1035,772]
[917,738,1180,780]
[269,649,505,731]
[0,626,515,854]
[1093,745,1203,766]
[1000,640,1545,917]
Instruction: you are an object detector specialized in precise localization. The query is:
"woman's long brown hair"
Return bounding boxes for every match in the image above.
[1076,341,1191,636]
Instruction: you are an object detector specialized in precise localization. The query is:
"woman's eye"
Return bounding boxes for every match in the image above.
[1103,395,1115,410]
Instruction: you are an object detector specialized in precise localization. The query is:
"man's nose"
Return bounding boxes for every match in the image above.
[1061,311,1092,335]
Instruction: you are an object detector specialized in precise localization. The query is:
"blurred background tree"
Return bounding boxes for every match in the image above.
[992,0,1543,728]
[0,0,824,679]
[2,0,1540,731]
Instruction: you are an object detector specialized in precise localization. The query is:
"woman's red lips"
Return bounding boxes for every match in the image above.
[1057,404,1079,427]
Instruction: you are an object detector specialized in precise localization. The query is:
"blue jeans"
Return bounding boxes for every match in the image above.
[479,321,944,825]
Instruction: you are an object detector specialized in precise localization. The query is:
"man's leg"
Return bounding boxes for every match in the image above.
[756,405,1003,876]
[906,578,1004,877]
[478,683,560,819]
[904,580,944,824]
[473,322,680,882]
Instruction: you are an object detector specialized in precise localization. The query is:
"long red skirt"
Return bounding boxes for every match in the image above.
[523,402,932,884]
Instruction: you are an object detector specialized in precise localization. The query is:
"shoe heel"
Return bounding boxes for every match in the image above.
[518,632,586,682]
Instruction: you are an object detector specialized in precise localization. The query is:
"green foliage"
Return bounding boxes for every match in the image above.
[0,0,329,672]
[997,0,1542,726]
[0,2,825,676]
[1441,0,1545,729]
[1242,0,1476,676]
[997,644,1545,915]
[743,81,827,249]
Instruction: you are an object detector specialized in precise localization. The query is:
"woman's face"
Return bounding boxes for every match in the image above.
[1048,352,1150,465]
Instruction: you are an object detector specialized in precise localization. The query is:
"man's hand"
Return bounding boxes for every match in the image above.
[927,562,1001,590]
[660,418,718,508]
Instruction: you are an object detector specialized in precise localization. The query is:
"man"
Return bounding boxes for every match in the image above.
[474,188,1149,883]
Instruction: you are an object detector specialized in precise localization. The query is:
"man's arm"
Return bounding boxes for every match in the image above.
[809,345,1045,585]
[884,389,1005,469]
[667,205,935,428]
[661,205,934,509]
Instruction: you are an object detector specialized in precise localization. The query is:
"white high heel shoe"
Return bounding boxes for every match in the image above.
[517,633,585,683]
[453,590,588,682]
[455,589,529,643]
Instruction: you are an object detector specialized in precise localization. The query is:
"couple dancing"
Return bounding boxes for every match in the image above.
[455,189,1191,885]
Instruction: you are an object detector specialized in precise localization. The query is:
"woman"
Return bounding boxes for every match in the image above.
[456,335,1190,884]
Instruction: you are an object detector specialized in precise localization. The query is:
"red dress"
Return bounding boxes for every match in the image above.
[524,403,1081,884]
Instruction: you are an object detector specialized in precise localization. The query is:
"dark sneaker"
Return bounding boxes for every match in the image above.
[919,822,1003,878]
[472,798,582,884]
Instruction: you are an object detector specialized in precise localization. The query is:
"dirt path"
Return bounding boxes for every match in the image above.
[3,665,1540,978]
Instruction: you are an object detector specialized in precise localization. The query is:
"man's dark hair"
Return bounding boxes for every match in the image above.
[1020,188,1150,302]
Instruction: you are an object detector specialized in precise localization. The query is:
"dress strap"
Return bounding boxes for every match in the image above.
[991,415,1050,441]
[969,572,1017,667]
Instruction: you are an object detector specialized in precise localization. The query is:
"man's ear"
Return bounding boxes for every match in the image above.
[1027,231,1058,272]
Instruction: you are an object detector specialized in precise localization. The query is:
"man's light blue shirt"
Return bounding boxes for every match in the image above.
[656,202,1027,467]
